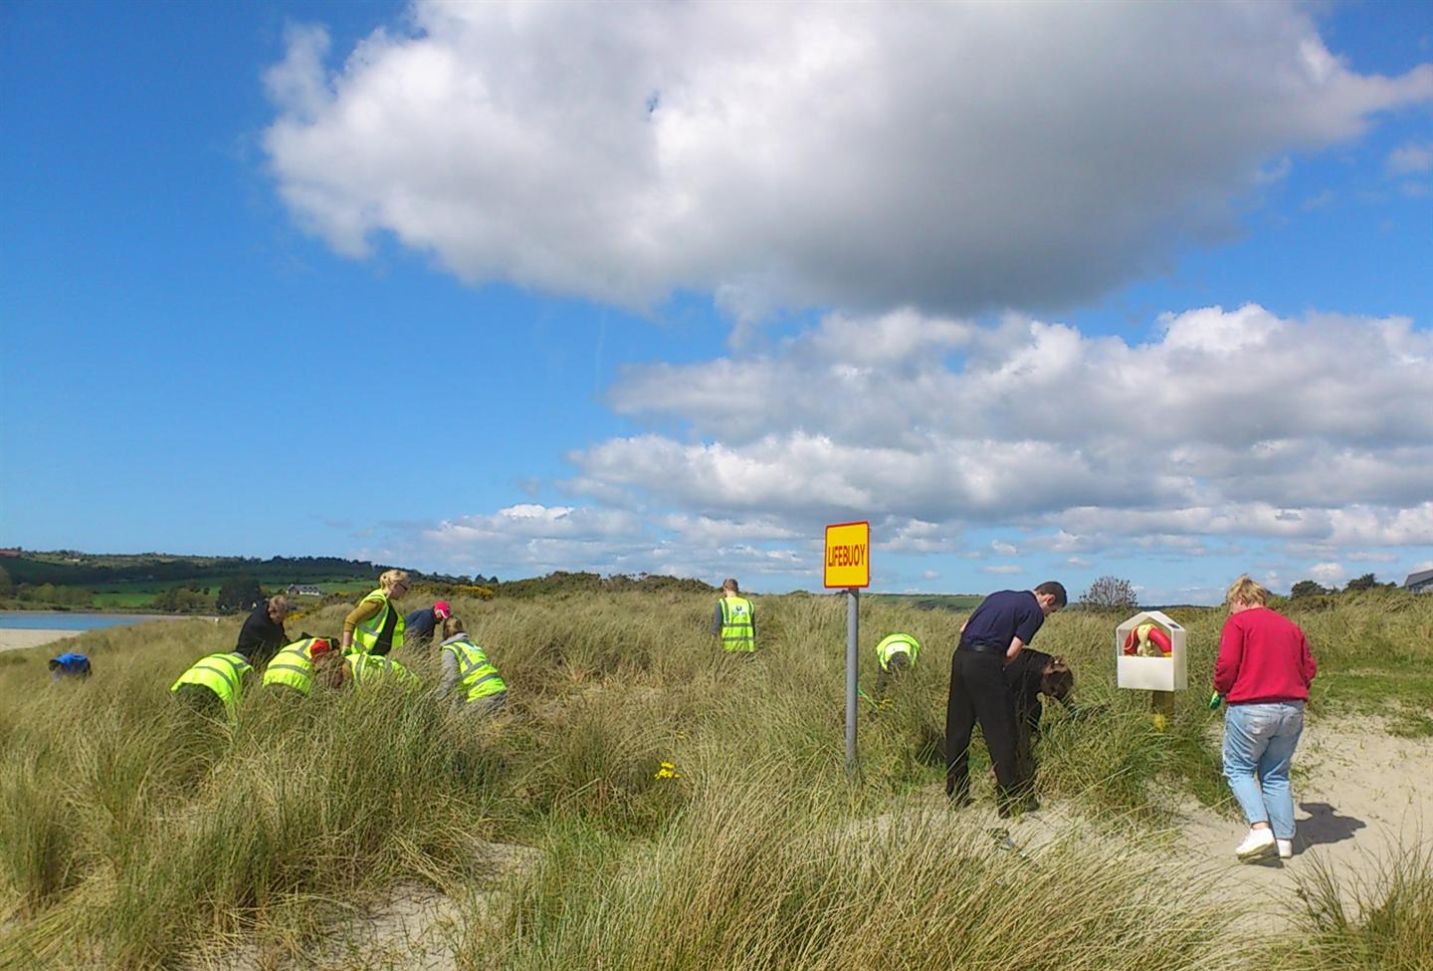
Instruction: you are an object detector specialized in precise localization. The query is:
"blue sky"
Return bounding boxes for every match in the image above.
[2,0,1431,603]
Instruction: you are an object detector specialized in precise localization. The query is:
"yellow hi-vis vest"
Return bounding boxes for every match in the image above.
[262,638,331,697]
[347,652,420,689]
[440,635,507,702]
[875,633,920,671]
[719,596,756,652]
[170,652,252,718]
[351,589,405,655]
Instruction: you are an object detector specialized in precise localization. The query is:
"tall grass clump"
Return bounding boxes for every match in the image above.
[1273,845,1433,970]
[486,768,1249,971]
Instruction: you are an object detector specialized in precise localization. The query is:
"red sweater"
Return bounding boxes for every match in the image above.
[1214,607,1317,704]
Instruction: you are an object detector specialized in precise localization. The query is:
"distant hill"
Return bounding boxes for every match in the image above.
[0,551,718,613]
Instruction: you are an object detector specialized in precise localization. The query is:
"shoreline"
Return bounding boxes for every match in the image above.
[0,615,204,654]
[0,628,87,653]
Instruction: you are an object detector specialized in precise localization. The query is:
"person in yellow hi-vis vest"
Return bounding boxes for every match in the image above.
[438,617,508,717]
[874,632,920,700]
[346,651,421,689]
[341,569,410,658]
[262,636,345,697]
[171,650,253,721]
[711,578,756,653]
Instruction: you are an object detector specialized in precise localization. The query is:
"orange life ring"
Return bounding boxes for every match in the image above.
[1123,622,1172,656]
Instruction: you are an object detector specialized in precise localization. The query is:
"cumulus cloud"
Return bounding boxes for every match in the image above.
[571,305,1433,555]
[263,1,1433,319]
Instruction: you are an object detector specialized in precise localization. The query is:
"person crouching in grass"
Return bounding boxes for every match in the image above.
[262,636,346,697]
[171,649,253,722]
[1004,650,1075,796]
[438,617,508,717]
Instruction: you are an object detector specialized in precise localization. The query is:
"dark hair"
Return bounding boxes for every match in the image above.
[1034,581,1068,608]
[722,578,740,593]
[1041,656,1074,700]
[442,616,466,639]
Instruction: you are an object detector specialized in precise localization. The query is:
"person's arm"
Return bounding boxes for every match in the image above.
[438,649,460,704]
[1299,630,1317,686]
[1005,635,1026,662]
[342,600,382,651]
[712,601,723,636]
[1212,619,1244,696]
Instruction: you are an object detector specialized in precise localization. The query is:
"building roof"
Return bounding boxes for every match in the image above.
[1404,569,1433,587]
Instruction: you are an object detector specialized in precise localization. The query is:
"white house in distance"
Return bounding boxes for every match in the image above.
[286,584,322,598]
[1404,569,1433,594]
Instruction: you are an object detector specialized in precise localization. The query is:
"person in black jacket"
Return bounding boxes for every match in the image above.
[235,595,292,666]
[1003,649,1074,791]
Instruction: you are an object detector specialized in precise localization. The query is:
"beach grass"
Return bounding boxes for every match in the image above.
[1,589,1430,968]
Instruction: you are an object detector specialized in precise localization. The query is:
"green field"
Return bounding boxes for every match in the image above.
[1,589,1429,969]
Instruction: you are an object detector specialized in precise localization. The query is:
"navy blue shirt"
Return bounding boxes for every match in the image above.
[405,607,440,642]
[959,590,1045,652]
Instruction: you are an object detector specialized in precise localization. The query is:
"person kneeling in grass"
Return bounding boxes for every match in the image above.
[171,649,253,721]
[346,651,421,689]
[1003,650,1075,795]
[438,617,508,717]
[262,635,346,697]
[49,652,92,682]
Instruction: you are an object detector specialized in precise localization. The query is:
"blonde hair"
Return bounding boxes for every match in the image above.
[267,594,291,614]
[1225,575,1269,608]
[379,569,411,592]
[442,616,466,639]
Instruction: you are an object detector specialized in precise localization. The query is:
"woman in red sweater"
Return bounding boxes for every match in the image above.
[1214,576,1317,862]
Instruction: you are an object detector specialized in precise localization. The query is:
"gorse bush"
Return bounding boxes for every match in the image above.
[1,589,1431,968]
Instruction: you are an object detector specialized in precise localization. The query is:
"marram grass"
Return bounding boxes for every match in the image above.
[1,590,1430,968]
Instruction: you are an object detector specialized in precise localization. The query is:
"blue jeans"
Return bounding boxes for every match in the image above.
[1222,702,1304,839]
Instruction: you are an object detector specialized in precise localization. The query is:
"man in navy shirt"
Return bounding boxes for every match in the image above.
[946,581,1066,816]
[404,600,452,647]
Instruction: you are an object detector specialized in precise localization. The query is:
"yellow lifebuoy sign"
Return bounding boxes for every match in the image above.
[824,521,870,589]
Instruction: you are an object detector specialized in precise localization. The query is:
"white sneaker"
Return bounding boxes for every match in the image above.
[1277,839,1293,859]
[1235,828,1276,860]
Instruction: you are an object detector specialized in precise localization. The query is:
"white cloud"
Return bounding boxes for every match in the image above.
[583,306,1433,535]
[393,303,1431,593]
[263,1,1433,319]
[1308,562,1345,584]
[1387,142,1433,175]
[981,564,1024,575]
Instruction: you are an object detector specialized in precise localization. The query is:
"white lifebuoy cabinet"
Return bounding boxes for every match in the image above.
[1115,610,1187,692]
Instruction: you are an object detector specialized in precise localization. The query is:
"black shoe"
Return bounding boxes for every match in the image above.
[998,795,1040,818]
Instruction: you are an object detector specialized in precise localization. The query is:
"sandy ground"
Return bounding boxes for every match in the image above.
[1002,715,1433,932]
[0,628,87,652]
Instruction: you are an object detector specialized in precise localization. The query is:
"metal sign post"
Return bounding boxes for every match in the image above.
[845,586,859,772]
[824,520,870,774]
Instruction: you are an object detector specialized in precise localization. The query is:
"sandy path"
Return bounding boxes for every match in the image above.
[999,715,1433,933]
[1167,718,1432,921]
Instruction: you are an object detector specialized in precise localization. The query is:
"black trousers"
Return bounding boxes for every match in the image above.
[945,649,1022,803]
